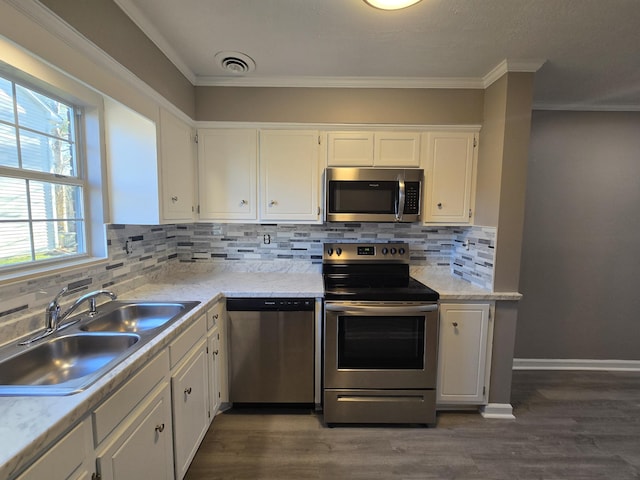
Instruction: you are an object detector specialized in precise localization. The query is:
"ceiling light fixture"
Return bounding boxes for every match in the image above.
[364,0,422,10]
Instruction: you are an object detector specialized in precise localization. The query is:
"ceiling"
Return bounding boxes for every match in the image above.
[115,0,640,110]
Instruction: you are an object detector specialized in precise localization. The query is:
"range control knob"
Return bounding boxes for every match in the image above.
[399,247,406,255]
[336,248,342,256]
[381,247,389,255]
[390,247,397,255]
[327,248,334,256]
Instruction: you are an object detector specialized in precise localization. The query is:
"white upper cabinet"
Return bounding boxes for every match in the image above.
[104,101,196,224]
[260,130,320,222]
[198,129,258,221]
[159,108,196,222]
[422,131,478,224]
[374,132,421,167]
[326,131,420,167]
[327,132,374,166]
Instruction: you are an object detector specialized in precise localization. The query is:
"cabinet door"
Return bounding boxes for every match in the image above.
[171,343,210,479]
[260,130,320,222]
[437,303,490,404]
[208,328,222,420]
[374,132,421,167]
[96,383,174,480]
[159,108,195,222]
[198,129,258,221]
[423,131,477,223]
[326,131,374,166]
[16,419,92,480]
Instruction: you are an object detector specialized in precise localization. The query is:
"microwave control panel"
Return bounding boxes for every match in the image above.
[404,182,420,214]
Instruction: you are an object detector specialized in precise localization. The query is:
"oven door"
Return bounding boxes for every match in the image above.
[324,302,438,390]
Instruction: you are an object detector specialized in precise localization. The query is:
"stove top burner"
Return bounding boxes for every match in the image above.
[322,243,439,302]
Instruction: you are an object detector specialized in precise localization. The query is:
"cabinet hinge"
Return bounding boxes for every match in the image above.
[468,208,472,219]
[318,135,321,145]
[483,386,486,396]
[217,333,220,340]
[208,410,211,419]
[206,346,209,354]
[218,391,221,398]
[473,135,477,148]
[194,133,199,144]
[197,204,201,214]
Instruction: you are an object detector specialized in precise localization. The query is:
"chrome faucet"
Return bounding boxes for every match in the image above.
[46,288,118,331]
[20,287,117,345]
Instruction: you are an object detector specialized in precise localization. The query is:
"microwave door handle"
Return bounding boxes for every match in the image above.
[396,176,406,221]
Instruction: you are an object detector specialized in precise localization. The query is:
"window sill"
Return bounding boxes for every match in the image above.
[0,256,109,287]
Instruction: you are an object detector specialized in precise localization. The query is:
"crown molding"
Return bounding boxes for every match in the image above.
[533,102,640,112]
[113,0,197,85]
[194,75,486,89]
[482,58,546,88]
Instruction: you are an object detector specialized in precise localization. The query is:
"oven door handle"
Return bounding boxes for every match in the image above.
[325,303,438,314]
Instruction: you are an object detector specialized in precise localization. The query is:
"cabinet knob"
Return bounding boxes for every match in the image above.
[155,423,165,433]
[437,202,443,209]
[452,322,458,327]
[269,200,278,207]
[171,195,178,203]
[240,199,248,206]
[184,387,192,395]
[213,350,219,356]
[213,314,219,320]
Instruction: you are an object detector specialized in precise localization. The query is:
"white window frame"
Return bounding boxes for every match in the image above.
[0,46,108,285]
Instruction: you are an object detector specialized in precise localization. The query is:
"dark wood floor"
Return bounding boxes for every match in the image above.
[185,370,640,479]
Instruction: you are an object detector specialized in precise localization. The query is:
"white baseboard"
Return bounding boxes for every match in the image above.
[513,358,640,371]
[480,403,515,420]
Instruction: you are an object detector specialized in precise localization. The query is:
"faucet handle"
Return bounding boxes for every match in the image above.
[51,286,69,304]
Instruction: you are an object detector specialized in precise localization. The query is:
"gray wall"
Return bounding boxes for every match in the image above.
[516,110,640,360]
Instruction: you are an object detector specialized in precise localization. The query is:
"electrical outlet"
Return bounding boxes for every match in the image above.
[263,234,271,245]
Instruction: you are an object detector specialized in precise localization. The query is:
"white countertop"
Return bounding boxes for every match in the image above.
[0,265,517,479]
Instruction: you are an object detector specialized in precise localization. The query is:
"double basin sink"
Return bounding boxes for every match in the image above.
[0,300,200,396]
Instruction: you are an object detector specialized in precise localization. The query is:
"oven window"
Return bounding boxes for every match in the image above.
[337,316,425,369]
[329,181,398,214]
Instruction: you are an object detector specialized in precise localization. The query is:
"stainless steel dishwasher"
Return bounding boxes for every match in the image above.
[226,297,315,404]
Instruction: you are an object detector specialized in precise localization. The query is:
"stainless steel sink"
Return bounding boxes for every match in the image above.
[80,302,197,333]
[0,300,200,396]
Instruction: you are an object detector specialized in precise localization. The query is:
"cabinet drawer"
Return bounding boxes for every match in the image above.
[169,313,206,368]
[93,349,169,446]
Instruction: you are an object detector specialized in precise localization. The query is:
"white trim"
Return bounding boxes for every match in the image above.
[482,59,546,88]
[533,103,640,112]
[113,0,197,85]
[513,358,640,372]
[3,0,194,125]
[480,403,515,420]
[195,121,483,130]
[194,75,485,89]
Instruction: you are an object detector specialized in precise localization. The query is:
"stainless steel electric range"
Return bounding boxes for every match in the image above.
[322,242,440,426]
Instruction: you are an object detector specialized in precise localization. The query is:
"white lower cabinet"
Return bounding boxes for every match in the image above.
[95,383,174,480]
[207,327,222,418]
[437,302,492,405]
[171,340,209,479]
[16,419,93,480]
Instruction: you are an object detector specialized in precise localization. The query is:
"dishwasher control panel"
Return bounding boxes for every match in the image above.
[226,297,315,311]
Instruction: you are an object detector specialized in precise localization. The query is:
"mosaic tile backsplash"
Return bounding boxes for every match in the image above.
[0,222,495,344]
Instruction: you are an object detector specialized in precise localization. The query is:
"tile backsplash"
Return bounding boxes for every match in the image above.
[0,222,495,343]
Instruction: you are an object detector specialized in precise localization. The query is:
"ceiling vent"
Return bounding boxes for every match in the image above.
[215,51,256,75]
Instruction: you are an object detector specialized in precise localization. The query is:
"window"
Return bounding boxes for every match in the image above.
[0,74,87,270]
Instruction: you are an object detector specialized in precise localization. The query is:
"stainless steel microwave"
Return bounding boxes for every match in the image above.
[325,167,423,223]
